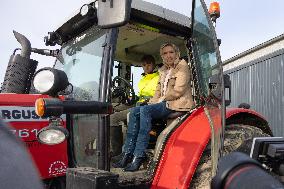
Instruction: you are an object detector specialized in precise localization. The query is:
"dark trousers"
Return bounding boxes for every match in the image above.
[123,101,174,157]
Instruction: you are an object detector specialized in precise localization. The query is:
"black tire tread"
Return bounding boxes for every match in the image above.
[190,124,269,189]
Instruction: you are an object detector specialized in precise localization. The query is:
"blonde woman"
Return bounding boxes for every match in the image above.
[113,43,194,171]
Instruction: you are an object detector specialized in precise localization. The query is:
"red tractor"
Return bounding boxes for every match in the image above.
[0,0,272,188]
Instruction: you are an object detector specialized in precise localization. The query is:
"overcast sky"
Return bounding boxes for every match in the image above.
[1,0,284,85]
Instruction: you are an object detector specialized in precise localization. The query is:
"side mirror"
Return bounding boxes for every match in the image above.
[208,74,231,106]
[223,74,231,106]
[97,0,132,28]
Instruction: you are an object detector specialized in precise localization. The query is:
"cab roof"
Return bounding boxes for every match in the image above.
[131,0,190,28]
[47,0,190,46]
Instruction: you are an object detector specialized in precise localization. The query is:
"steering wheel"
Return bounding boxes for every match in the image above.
[111,76,136,106]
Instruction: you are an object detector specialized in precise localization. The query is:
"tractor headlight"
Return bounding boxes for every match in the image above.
[33,70,54,93]
[80,4,96,17]
[33,68,69,96]
[37,126,68,145]
[80,4,91,16]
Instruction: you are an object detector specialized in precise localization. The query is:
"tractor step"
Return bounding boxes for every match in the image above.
[66,167,151,189]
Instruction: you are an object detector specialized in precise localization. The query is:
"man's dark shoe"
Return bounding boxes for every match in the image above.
[123,156,147,172]
[112,153,133,168]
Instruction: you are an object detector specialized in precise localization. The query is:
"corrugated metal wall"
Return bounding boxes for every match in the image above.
[226,48,284,136]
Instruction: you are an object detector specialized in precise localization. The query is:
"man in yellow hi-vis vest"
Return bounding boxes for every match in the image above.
[137,55,159,104]
[110,55,159,156]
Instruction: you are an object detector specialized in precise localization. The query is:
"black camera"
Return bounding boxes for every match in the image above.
[250,137,284,176]
[212,137,284,189]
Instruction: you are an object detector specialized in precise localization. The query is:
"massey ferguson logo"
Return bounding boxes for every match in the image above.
[0,106,48,121]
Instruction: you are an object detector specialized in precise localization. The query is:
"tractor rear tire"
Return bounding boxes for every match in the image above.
[190,124,269,189]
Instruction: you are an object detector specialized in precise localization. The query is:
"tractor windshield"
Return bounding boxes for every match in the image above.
[54,26,107,167]
[55,27,106,101]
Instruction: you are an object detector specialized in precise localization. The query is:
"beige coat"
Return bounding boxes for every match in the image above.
[149,59,194,111]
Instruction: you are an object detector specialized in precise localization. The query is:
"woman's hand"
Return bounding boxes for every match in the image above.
[158,96,165,103]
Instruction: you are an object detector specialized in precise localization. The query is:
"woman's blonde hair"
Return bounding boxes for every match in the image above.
[159,43,180,57]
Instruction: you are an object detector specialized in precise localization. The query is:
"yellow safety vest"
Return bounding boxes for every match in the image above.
[138,72,159,102]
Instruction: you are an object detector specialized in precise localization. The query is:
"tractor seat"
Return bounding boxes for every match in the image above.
[166,111,186,127]
[148,111,186,149]
[167,111,186,119]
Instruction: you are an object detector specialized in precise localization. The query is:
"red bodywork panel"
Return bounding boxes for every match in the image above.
[226,107,267,120]
[0,94,68,179]
[151,107,212,189]
[151,106,268,189]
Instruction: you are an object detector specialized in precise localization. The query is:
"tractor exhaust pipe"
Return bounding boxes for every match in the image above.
[1,31,38,94]
[13,30,32,58]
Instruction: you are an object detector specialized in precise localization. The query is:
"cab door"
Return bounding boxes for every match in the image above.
[191,0,225,175]
[151,1,226,188]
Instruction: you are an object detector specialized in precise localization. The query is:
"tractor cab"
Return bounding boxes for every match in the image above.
[32,0,225,187]
[30,0,227,188]
[51,9,192,163]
